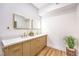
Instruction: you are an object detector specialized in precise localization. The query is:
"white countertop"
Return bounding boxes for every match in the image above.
[1,34,47,48]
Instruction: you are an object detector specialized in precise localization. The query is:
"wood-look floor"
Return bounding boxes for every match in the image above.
[37,47,66,56]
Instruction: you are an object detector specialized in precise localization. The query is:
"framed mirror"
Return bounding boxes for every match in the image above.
[13,14,31,29]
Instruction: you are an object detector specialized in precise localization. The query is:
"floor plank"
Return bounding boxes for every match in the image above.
[37,47,50,56]
[46,48,53,56]
[37,47,66,56]
[50,48,57,56]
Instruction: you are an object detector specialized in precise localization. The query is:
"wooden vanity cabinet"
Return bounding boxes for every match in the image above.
[4,43,23,56]
[30,38,39,56]
[23,40,30,56]
[38,35,47,50]
[30,35,47,56]
[4,35,47,56]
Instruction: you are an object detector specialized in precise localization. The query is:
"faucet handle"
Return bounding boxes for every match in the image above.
[23,32,27,37]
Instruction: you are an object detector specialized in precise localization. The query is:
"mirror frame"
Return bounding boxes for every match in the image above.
[13,13,41,30]
[13,13,31,29]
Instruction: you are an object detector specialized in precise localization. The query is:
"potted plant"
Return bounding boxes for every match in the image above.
[29,31,34,36]
[65,35,76,56]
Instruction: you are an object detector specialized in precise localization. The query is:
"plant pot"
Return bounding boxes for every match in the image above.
[66,47,76,56]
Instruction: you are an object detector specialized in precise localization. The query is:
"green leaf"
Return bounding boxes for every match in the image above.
[65,35,75,49]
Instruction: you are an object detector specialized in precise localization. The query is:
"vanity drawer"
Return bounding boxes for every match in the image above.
[4,43,23,56]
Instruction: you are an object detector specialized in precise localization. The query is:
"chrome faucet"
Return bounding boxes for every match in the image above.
[23,32,26,37]
[20,32,27,38]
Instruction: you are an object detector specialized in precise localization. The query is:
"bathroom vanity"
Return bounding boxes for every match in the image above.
[1,34,47,56]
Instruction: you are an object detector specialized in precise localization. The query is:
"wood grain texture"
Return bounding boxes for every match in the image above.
[23,40,30,56]
[37,47,50,56]
[4,43,23,56]
[46,48,52,56]
[30,35,47,56]
[37,47,66,56]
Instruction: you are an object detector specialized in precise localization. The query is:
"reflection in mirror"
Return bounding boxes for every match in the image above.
[32,19,41,29]
[13,14,31,29]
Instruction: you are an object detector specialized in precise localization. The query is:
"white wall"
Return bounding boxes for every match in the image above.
[41,4,78,51]
[0,3,39,39]
[76,4,79,55]
[0,3,39,55]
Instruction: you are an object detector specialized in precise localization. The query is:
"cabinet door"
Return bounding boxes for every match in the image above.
[4,43,22,56]
[37,35,47,52]
[30,39,39,56]
[39,35,47,48]
[30,35,47,56]
[23,40,30,56]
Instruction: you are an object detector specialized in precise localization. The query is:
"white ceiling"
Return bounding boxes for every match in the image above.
[32,3,77,16]
[32,3,55,9]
